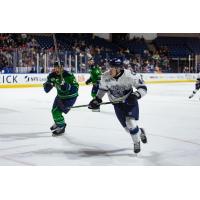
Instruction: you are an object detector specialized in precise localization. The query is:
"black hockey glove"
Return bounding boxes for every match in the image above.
[88,97,102,109]
[43,82,53,93]
[85,79,91,85]
[132,91,141,99]
[60,83,70,91]
[126,91,141,105]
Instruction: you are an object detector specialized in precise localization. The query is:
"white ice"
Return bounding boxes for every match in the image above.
[0,83,200,166]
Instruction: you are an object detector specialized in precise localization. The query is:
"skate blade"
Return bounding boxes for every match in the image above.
[52,130,65,137]
[52,133,64,137]
[134,151,140,155]
[92,109,100,112]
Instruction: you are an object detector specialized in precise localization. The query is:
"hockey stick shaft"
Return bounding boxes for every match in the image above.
[70,101,113,109]
[52,33,60,65]
[53,34,64,82]
[189,89,198,99]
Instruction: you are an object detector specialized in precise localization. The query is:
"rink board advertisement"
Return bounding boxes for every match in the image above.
[142,73,198,83]
[0,73,197,88]
[0,74,47,88]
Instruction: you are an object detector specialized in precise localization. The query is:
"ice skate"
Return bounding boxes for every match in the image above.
[50,124,58,131]
[52,124,66,136]
[140,128,147,143]
[134,141,141,154]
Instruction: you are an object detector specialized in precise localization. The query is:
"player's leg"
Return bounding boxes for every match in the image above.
[51,96,77,136]
[51,97,66,136]
[51,107,66,136]
[189,83,200,98]
[114,103,141,153]
[125,101,147,142]
[62,97,77,114]
[125,102,147,153]
[125,118,141,153]
[113,103,127,127]
[91,84,100,112]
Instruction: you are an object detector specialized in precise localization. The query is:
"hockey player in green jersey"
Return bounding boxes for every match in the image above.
[85,58,102,111]
[43,61,79,136]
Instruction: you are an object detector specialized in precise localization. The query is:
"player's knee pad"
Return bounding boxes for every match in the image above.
[126,117,137,129]
[125,117,139,135]
[129,126,139,135]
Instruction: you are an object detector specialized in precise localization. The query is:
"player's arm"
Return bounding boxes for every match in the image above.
[43,74,55,93]
[126,74,147,104]
[134,75,147,99]
[88,76,108,109]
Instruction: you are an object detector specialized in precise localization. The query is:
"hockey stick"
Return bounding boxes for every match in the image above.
[189,89,199,99]
[70,101,113,109]
[52,33,60,65]
[52,33,64,82]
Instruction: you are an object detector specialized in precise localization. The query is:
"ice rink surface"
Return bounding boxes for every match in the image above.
[0,83,200,166]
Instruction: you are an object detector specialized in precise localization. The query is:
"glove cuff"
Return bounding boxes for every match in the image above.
[134,91,141,99]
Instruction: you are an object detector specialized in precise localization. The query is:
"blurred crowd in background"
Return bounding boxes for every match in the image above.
[1,33,200,74]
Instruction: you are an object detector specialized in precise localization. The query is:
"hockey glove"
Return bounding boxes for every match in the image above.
[126,91,141,105]
[88,97,102,109]
[85,79,91,85]
[43,82,53,93]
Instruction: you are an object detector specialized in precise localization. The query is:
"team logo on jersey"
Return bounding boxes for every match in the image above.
[104,78,111,83]
[110,85,131,98]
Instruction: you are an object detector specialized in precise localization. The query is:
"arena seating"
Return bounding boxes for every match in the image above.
[33,35,54,49]
[186,37,200,54]
[153,37,200,57]
[117,39,148,55]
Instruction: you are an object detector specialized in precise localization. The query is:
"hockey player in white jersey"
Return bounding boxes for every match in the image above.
[88,58,147,153]
[189,74,200,99]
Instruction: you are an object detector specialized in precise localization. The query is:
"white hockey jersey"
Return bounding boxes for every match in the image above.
[97,69,147,103]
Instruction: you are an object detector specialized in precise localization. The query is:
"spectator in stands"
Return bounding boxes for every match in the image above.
[152,51,160,61]
[29,67,36,73]
[197,64,200,73]
[40,67,44,73]
[183,66,189,73]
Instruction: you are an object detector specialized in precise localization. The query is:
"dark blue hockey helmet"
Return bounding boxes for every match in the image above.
[53,61,64,68]
[109,58,123,68]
